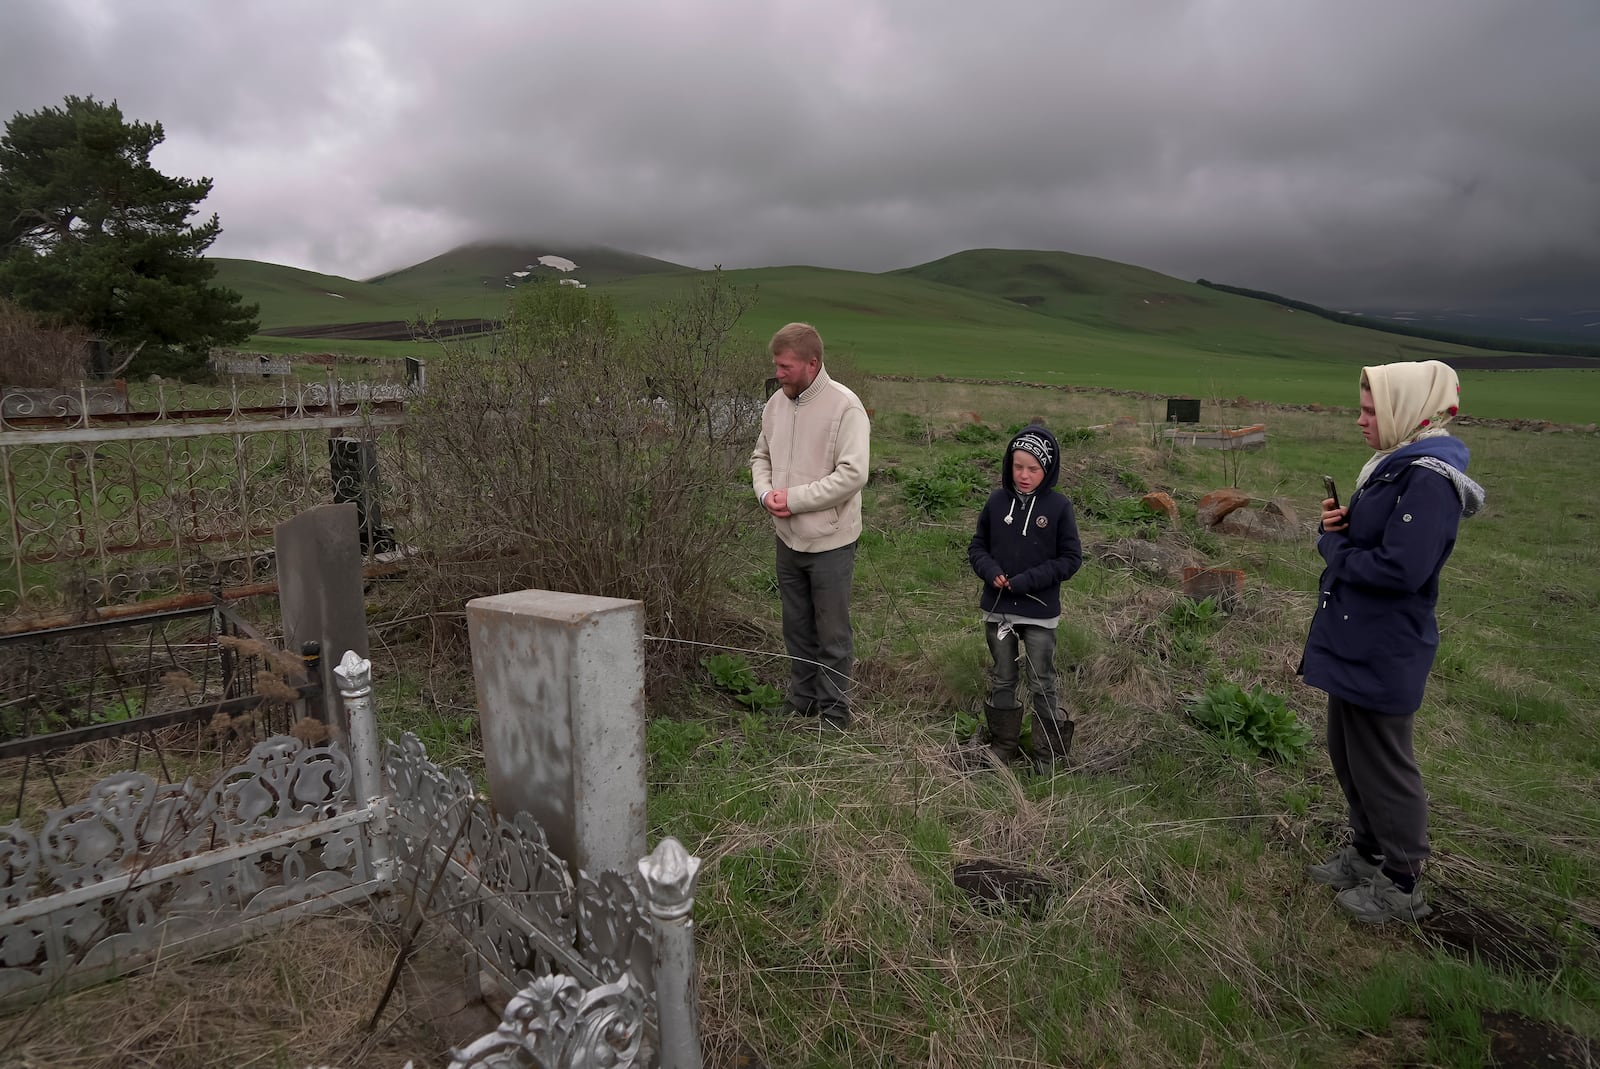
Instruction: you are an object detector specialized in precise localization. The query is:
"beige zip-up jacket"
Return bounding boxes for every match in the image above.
[751,365,870,554]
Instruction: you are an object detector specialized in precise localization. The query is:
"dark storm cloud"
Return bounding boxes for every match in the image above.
[2,0,1596,307]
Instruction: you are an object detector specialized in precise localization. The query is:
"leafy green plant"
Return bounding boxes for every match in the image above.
[1071,477,1162,533]
[1186,682,1311,762]
[902,473,970,516]
[1056,427,1097,446]
[90,697,141,724]
[952,422,1001,444]
[704,652,758,692]
[1167,596,1225,630]
[736,683,784,712]
[703,653,783,714]
[902,451,990,517]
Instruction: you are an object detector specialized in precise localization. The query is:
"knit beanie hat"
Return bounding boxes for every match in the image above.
[1008,429,1054,473]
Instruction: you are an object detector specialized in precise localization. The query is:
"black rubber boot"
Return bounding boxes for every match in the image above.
[1029,706,1075,775]
[985,702,1025,764]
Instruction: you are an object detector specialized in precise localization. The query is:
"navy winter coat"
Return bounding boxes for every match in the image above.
[1300,436,1478,714]
[968,426,1083,620]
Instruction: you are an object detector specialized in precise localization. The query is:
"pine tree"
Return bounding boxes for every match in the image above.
[0,95,258,367]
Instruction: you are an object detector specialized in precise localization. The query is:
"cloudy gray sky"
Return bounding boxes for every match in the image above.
[2,0,1597,308]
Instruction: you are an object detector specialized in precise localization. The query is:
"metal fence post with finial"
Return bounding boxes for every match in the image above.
[639,836,704,1069]
[334,649,393,888]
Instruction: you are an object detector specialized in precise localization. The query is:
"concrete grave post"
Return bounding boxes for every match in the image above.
[274,503,370,733]
[466,590,648,877]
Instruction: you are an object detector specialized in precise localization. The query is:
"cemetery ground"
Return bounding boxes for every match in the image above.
[4,377,1598,1067]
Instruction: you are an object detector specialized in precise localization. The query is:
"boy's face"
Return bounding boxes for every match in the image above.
[1011,451,1044,494]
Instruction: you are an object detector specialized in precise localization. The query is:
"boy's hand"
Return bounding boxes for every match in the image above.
[992,574,1010,589]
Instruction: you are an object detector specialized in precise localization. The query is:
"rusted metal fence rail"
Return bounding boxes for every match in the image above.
[1,380,416,625]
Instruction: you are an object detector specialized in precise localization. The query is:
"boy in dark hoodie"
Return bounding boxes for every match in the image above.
[967,426,1083,772]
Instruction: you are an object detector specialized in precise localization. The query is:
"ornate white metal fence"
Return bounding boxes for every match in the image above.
[0,381,419,623]
[0,733,382,1003]
[0,650,704,1068]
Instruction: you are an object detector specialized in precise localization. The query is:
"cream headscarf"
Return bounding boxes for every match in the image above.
[1354,359,1462,490]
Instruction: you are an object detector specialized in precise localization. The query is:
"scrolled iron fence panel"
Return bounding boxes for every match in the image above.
[383,733,657,1000]
[0,381,413,622]
[0,733,377,1006]
[447,973,648,1069]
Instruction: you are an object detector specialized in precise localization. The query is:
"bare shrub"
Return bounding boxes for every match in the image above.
[0,297,91,387]
[406,272,767,684]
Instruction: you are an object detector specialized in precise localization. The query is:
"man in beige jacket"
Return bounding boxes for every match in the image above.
[751,323,871,729]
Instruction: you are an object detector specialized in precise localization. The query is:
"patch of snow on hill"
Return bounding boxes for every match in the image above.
[537,255,579,272]
[512,270,530,278]
[325,292,345,298]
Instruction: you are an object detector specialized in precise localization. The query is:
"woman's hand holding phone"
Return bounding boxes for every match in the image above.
[1320,475,1348,532]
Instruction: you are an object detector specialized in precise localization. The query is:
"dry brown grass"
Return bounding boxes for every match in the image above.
[2,912,489,1069]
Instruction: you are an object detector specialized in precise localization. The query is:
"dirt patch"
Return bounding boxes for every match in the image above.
[1416,883,1575,978]
[1482,1011,1596,1068]
[953,859,1057,916]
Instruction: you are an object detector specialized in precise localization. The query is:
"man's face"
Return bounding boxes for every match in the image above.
[772,349,819,399]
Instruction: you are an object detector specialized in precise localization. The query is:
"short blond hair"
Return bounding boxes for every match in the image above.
[769,322,823,364]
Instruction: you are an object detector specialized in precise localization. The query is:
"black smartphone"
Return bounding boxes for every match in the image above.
[1322,474,1340,509]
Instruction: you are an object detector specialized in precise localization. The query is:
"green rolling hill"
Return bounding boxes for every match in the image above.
[365,241,684,290]
[213,245,1600,422]
[214,242,688,330]
[211,258,425,328]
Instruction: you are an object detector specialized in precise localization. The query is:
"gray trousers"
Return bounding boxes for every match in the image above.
[775,538,856,721]
[1327,694,1430,877]
[985,620,1058,717]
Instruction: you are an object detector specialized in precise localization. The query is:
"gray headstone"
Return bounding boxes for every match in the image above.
[274,504,370,732]
[467,590,647,877]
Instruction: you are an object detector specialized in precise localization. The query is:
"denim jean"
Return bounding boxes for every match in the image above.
[984,620,1057,717]
[775,538,857,722]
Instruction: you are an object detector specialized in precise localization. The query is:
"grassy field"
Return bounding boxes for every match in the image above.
[581,381,1595,1068]
[218,247,1600,424]
[8,368,1598,1066]
[348,377,1598,1067]
[599,258,1600,423]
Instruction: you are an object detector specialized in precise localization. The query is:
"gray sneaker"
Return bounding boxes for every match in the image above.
[1306,846,1381,891]
[1336,871,1433,924]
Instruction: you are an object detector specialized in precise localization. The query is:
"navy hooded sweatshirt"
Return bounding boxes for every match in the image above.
[967,425,1083,621]
[1300,435,1484,714]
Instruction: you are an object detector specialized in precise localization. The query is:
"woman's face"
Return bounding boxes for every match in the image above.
[1357,387,1382,449]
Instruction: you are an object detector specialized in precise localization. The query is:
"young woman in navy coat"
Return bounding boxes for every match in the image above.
[1301,360,1485,924]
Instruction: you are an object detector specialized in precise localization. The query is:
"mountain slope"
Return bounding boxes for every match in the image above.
[894,248,1503,364]
[213,246,1599,422]
[365,242,687,295]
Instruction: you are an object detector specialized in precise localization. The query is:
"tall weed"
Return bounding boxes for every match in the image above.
[405,273,767,682]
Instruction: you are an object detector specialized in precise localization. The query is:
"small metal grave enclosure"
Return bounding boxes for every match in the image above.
[0,647,704,1069]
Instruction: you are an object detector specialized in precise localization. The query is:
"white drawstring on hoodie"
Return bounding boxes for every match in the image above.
[1003,492,1038,535]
